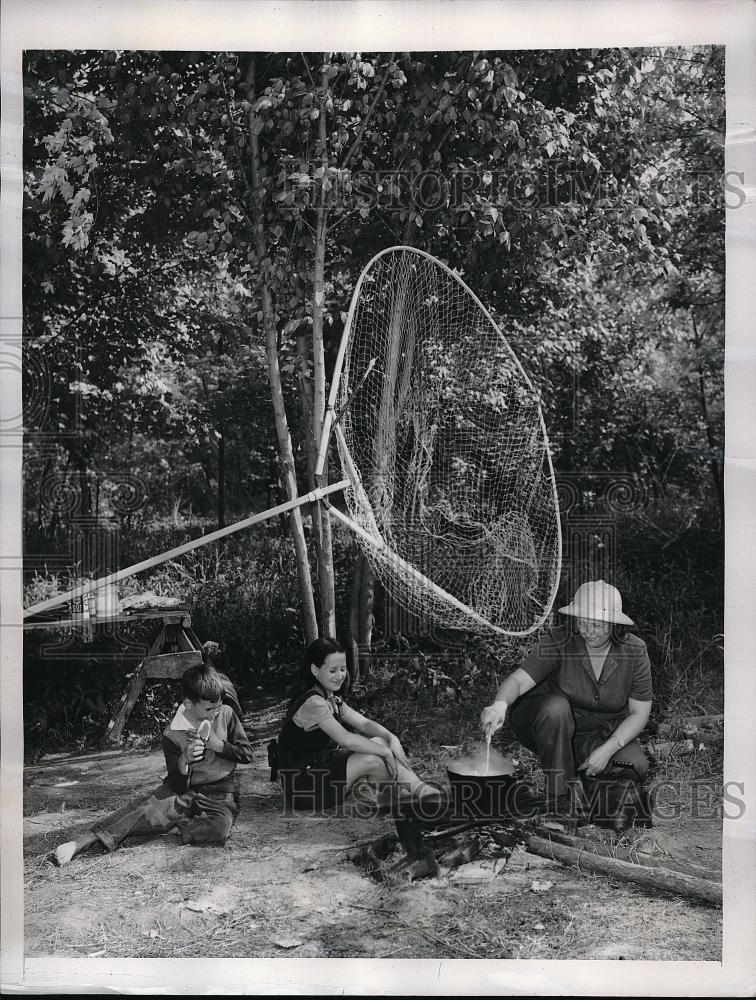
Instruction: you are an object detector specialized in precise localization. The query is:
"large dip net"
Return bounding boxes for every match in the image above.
[321,246,561,638]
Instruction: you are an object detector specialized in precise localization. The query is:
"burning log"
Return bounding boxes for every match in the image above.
[525,834,721,907]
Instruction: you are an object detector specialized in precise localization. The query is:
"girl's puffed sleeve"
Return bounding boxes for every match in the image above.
[292,694,334,731]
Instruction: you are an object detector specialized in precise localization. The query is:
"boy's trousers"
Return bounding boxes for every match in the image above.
[91,781,238,850]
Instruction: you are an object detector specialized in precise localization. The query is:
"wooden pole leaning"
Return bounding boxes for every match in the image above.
[24,480,351,619]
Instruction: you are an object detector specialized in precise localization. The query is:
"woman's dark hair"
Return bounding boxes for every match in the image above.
[564,617,630,644]
[296,636,349,694]
[182,664,224,703]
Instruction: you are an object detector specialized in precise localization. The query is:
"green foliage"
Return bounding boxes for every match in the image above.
[22,45,723,525]
[22,47,724,743]
[23,510,721,755]
[25,673,109,752]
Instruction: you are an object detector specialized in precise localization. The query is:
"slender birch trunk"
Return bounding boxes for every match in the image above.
[296,329,323,554]
[692,315,724,534]
[247,56,317,644]
[357,555,375,677]
[348,552,363,682]
[311,57,336,636]
[217,332,226,531]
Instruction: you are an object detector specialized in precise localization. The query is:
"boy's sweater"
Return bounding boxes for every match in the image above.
[162,704,253,794]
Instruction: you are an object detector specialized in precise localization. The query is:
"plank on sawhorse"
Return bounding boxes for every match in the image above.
[105,613,204,744]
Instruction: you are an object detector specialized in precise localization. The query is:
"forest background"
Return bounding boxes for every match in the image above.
[21,46,725,751]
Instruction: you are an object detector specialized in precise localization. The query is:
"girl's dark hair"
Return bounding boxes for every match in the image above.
[297,636,349,694]
[564,617,630,644]
[182,664,224,703]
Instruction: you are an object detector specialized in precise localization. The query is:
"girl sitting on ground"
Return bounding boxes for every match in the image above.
[274,636,439,812]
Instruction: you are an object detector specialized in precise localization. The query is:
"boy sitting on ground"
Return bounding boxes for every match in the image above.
[54,663,252,865]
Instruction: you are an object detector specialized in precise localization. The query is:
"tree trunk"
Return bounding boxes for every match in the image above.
[247,56,317,644]
[348,551,363,682]
[258,262,318,647]
[218,333,226,531]
[75,455,91,517]
[692,314,724,534]
[311,58,336,636]
[48,451,71,536]
[217,423,226,530]
[697,368,724,533]
[357,554,375,677]
[297,329,323,554]
[37,456,52,534]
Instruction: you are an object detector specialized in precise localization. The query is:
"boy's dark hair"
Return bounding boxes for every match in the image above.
[297,636,349,694]
[182,663,224,703]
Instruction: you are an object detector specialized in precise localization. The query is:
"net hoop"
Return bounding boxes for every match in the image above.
[319,246,562,638]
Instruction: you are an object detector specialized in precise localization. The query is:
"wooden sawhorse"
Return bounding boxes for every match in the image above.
[105,606,205,744]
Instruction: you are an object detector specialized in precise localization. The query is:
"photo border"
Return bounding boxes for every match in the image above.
[2,0,755,994]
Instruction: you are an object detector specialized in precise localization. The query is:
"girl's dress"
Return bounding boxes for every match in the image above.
[276,686,352,810]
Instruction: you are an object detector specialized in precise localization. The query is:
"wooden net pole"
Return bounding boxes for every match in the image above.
[24,480,350,619]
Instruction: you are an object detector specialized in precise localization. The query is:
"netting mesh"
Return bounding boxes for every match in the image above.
[335,247,561,637]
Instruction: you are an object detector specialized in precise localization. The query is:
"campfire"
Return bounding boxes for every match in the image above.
[346,751,721,908]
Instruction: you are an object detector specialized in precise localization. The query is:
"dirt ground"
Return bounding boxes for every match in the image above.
[23,709,723,962]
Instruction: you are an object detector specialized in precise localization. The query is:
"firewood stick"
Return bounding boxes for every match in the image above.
[525,835,722,907]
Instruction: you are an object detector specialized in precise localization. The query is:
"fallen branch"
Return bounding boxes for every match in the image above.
[537,827,720,883]
[646,738,696,758]
[525,835,721,907]
[657,714,723,734]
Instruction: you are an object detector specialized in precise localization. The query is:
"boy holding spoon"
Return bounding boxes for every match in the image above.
[54,664,252,865]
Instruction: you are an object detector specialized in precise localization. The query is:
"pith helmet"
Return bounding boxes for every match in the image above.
[558,580,634,625]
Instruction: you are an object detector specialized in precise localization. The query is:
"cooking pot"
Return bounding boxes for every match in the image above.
[446,755,518,820]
